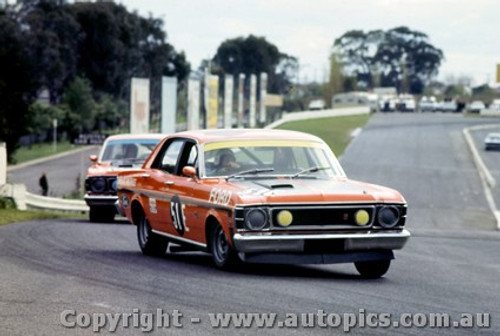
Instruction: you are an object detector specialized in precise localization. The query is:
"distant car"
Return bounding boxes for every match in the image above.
[468,101,485,113]
[419,96,437,112]
[308,99,326,110]
[439,100,457,112]
[397,95,416,112]
[117,129,410,278]
[84,133,164,222]
[484,132,500,151]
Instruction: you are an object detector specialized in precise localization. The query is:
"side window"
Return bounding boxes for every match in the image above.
[187,145,198,166]
[156,140,184,174]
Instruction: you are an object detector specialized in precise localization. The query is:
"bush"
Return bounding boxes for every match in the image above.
[0,197,17,209]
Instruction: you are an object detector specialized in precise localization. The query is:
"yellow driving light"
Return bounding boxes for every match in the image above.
[355,210,370,226]
[276,210,293,227]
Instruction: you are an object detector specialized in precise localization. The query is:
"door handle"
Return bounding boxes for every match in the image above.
[164,181,175,186]
[140,173,150,178]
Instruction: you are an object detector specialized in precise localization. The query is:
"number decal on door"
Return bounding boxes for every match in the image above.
[170,195,188,236]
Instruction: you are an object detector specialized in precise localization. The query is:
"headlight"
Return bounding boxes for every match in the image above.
[110,178,118,192]
[245,209,268,230]
[354,209,370,226]
[276,210,293,227]
[90,177,106,193]
[377,206,400,228]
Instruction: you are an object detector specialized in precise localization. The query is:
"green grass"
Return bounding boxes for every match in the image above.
[12,140,77,164]
[276,114,372,156]
[0,208,85,226]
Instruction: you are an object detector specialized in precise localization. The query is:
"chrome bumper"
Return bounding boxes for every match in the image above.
[233,229,410,253]
[84,194,118,207]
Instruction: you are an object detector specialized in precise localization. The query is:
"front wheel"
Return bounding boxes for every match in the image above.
[137,212,168,256]
[355,260,391,279]
[209,224,239,269]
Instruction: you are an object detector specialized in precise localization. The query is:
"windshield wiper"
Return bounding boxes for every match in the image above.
[227,168,275,180]
[291,166,330,179]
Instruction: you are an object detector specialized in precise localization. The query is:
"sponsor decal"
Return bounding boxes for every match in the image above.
[170,195,188,236]
[117,176,137,188]
[149,198,157,214]
[120,194,130,209]
[208,188,232,206]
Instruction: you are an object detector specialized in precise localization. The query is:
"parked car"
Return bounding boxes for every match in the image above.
[468,100,485,113]
[117,129,410,278]
[419,96,437,112]
[484,132,500,150]
[396,95,416,112]
[84,133,164,222]
[439,100,457,112]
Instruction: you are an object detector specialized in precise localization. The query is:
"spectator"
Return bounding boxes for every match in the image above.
[39,172,48,196]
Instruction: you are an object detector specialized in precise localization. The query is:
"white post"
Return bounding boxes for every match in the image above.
[52,118,58,152]
[249,74,257,128]
[0,142,6,185]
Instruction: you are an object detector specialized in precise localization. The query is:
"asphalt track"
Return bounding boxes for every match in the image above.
[1,113,500,335]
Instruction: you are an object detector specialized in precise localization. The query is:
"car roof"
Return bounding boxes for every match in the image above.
[172,129,325,144]
[486,132,500,137]
[104,133,166,141]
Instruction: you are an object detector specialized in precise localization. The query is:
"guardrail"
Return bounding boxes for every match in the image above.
[0,183,88,213]
[25,191,89,213]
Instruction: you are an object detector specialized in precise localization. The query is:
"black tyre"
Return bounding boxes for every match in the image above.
[209,224,239,269]
[137,212,168,256]
[355,259,391,279]
[89,206,115,223]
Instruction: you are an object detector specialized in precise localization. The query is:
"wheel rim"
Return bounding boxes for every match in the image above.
[139,215,149,247]
[213,227,229,263]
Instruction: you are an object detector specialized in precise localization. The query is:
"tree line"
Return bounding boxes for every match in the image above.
[0,0,189,162]
[1,1,447,163]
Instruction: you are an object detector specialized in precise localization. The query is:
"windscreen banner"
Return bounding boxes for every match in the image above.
[187,79,200,130]
[161,76,177,134]
[130,78,150,134]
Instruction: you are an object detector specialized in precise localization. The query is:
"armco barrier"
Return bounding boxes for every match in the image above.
[25,191,89,213]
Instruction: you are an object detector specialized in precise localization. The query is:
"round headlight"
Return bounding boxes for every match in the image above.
[377,206,400,228]
[245,209,267,231]
[110,178,118,192]
[354,209,370,226]
[90,177,106,193]
[276,210,293,227]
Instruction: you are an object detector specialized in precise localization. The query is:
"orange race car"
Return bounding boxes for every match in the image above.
[84,133,164,222]
[117,129,410,278]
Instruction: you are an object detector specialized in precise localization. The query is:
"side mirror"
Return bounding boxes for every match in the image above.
[182,166,197,179]
[89,155,98,163]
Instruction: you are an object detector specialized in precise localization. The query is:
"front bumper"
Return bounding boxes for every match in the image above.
[233,229,410,253]
[84,194,118,207]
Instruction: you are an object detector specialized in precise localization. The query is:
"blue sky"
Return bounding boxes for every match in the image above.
[119,0,500,87]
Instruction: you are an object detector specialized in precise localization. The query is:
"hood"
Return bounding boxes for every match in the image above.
[86,162,142,176]
[228,178,405,204]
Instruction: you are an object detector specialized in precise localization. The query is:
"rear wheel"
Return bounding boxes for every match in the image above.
[209,224,239,269]
[355,259,391,279]
[137,212,168,256]
[89,206,115,223]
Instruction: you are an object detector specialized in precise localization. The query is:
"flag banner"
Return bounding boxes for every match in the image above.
[130,78,150,134]
[161,76,177,134]
[207,75,219,129]
[238,73,245,128]
[224,75,234,129]
[187,79,200,130]
[249,74,257,128]
[259,73,268,124]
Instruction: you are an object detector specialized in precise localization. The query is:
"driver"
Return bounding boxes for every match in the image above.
[215,149,240,174]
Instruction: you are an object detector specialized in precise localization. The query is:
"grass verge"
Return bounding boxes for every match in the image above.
[13,140,77,164]
[276,114,372,156]
[0,208,85,226]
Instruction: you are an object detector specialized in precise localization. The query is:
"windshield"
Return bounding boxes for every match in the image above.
[202,140,344,179]
[99,139,160,165]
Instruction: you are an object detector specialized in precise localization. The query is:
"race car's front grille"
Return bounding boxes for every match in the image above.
[270,206,376,228]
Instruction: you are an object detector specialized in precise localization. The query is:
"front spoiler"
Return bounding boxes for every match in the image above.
[84,194,118,207]
[233,229,410,253]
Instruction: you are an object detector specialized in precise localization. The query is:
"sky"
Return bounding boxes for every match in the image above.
[118,0,500,87]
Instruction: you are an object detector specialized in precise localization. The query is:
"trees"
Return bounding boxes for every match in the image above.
[333,27,443,94]
[0,1,190,161]
[212,35,297,94]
